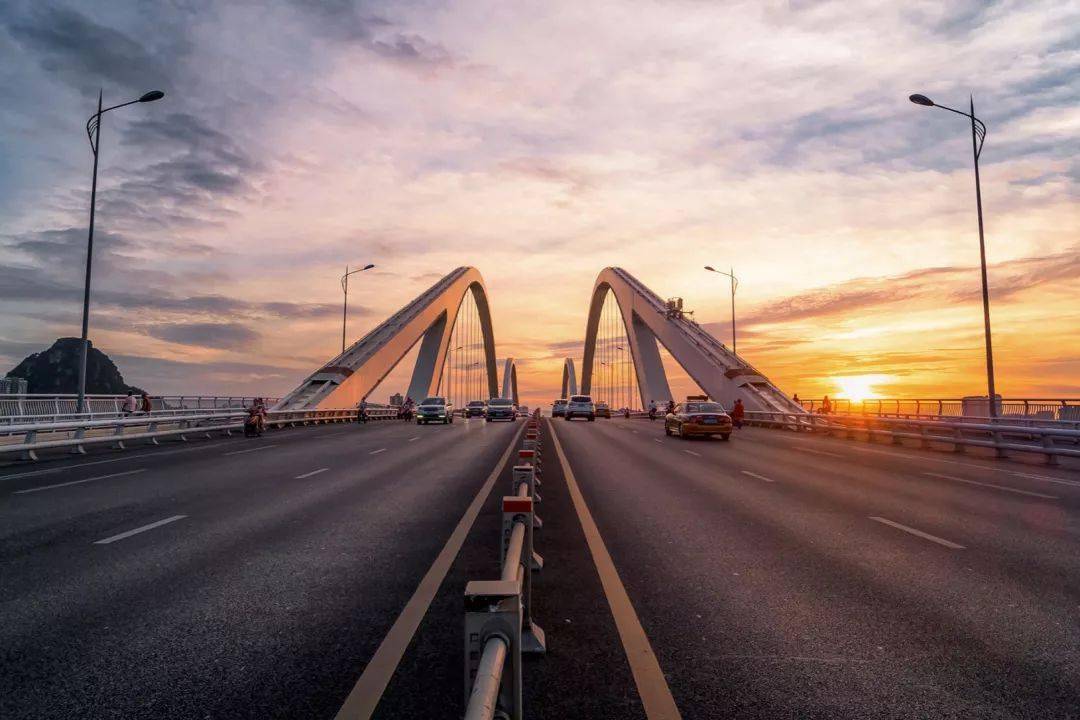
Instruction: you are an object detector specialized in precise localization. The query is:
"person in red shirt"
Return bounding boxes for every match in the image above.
[731,398,745,429]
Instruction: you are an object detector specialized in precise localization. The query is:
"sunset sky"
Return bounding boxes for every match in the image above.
[1,0,1077,409]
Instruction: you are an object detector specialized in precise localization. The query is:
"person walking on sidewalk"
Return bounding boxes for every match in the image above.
[121,391,137,416]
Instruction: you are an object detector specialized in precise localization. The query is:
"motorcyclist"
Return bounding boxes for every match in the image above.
[247,397,267,435]
[648,400,657,421]
[357,398,369,424]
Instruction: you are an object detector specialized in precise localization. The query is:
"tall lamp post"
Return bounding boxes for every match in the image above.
[704,266,739,356]
[77,89,165,413]
[341,263,375,353]
[909,93,997,418]
[445,344,463,405]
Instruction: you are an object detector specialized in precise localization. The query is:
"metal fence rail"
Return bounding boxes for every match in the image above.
[464,412,545,720]
[0,406,401,461]
[744,410,1080,465]
[796,397,1080,423]
[0,394,282,424]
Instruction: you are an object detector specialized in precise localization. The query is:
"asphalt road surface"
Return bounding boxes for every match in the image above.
[3,416,1078,719]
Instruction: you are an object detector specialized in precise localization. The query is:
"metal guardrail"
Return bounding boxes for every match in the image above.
[744,410,1080,465]
[0,394,282,424]
[464,412,545,720]
[796,397,1080,423]
[0,406,401,461]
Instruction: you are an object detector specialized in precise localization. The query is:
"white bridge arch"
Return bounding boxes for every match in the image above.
[278,267,499,410]
[501,358,519,405]
[561,357,578,398]
[581,267,802,413]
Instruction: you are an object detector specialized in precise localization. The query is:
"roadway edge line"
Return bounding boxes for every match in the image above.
[549,419,683,720]
[333,422,526,720]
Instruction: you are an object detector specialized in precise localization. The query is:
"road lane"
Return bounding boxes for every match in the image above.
[0,418,519,720]
[552,418,1080,718]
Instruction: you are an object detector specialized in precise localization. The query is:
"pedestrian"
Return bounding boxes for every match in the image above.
[121,390,137,416]
[793,393,800,405]
[357,397,368,424]
[821,395,832,415]
[140,392,152,414]
[731,398,745,429]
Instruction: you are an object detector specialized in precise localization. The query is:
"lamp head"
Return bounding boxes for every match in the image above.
[363,263,375,270]
[704,266,716,272]
[139,90,165,103]
[909,93,934,107]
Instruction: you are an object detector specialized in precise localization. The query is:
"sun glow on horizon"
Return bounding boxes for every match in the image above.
[831,374,892,403]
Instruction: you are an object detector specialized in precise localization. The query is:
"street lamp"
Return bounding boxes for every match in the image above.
[77,89,165,413]
[704,266,739,356]
[909,92,997,418]
[341,263,375,353]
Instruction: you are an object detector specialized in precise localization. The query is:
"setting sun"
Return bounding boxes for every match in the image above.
[831,374,891,403]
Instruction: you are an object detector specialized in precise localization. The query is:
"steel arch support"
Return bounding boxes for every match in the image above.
[501,358,519,405]
[580,267,801,413]
[561,358,577,398]
[277,267,499,410]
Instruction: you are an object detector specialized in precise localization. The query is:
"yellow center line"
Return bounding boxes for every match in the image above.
[549,420,682,720]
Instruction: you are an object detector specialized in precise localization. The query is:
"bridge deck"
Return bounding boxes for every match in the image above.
[1,418,1078,718]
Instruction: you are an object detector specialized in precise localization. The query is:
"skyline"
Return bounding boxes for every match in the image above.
[1,0,1077,409]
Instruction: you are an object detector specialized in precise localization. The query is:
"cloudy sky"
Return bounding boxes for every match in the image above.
[1,0,1077,407]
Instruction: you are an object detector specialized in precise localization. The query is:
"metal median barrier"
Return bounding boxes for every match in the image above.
[744,410,1080,465]
[0,406,402,461]
[464,410,546,720]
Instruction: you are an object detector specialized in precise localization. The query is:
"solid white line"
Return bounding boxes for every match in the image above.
[223,444,278,456]
[795,446,844,458]
[868,516,965,549]
[94,515,187,545]
[14,468,147,494]
[741,470,775,483]
[333,423,525,719]
[683,449,701,457]
[653,438,663,444]
[922,472,1057,499]
[369,448,386,455]
[295,467,329,479]
[407,436,419,442]
[550,421,682,719]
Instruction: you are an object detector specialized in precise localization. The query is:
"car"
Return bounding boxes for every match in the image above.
[517,405,530,417]
[552,399,569,417]
[664,399,733,440]
[485,397,516,421]
[416,397,454,424]
[465,400,487,418]
[564,394,596,421]
[595,402,611,418]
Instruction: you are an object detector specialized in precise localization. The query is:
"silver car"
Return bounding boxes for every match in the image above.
[564,394,595,421]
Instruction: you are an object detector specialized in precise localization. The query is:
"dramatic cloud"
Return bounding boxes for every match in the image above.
[1,0,1076,403]
[147,322,260,350]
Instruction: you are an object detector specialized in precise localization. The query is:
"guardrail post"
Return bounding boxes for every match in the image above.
[464,580,522,720]
[952,425,966,453]
[21,430,38,461]
[499,496,545,655]
[502,495,543,573]
[1041,434,1059,466]
[147,421,160,444]
[112,422,126,450]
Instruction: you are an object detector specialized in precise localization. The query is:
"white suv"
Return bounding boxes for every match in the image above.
[564,394,596,421]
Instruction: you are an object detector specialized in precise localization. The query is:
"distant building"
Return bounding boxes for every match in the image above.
[0,376,28,394]
[389,393,404,407]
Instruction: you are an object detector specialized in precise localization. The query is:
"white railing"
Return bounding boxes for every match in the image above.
[0,394,282,425]
[464,412,545,720]
[797,397,1080,423]
[744,410,1080,465]
[0,406,401,461]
